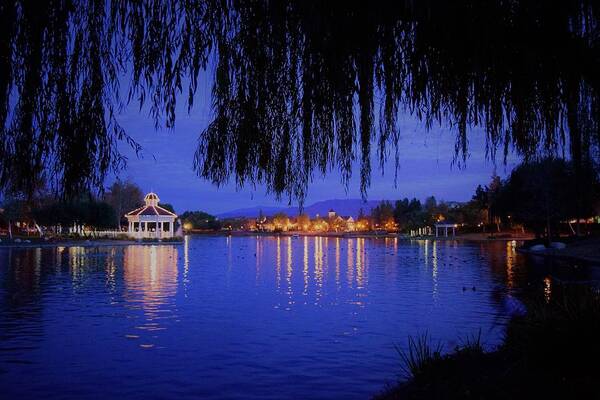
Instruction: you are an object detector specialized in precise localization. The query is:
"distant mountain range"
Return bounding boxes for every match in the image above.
[216,199,382,219]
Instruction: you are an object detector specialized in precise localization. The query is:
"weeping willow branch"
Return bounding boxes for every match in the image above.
[1,0,599,204]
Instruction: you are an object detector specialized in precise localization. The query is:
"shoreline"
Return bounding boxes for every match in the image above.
[0,239,184,249]
[194,230,532,242]
[0,231,531,249]
[517,244,600,266]
[517,236,600,266]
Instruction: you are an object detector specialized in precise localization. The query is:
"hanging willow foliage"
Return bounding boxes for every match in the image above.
[1,1,599,203]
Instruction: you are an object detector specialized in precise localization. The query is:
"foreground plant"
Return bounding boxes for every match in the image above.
[377,286,600,399]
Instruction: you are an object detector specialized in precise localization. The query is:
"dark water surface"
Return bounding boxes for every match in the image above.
[0,236,594,399]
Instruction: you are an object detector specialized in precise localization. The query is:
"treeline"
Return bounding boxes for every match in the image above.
[180,211,221,230]
[374,158,600,237]
[0,180,167,237]
[369,196,487,231]
[181,197,485,234]
[2,158,598,238]
[33,200,117,230]
[181,158,600,236]
[493,158,600,238]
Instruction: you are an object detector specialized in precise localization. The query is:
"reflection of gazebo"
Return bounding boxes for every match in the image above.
[125,193,177,239]
[434,222,458,237]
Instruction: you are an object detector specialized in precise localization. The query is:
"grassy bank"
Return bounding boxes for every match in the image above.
[376,285,600,399]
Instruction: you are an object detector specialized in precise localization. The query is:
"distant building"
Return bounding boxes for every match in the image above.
[125,192,177,239]
[326,212,357,232]
[345,216,356,231]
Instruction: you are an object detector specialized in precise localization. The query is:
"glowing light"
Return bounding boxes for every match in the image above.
[184,235,190,295]
[123,245,179,343]
[303,236,309,295]
[286,237,293,299]
[432,240,438,299]
[276,236,281,289]
[335,237,341,289]
[314,237,324,300]
[347,238,354,286]
[356,238,364,288]
[544,277,552,303]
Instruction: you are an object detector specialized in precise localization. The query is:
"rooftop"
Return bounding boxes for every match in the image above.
[125,192,177,218]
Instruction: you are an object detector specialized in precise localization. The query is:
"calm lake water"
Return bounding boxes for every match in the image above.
[0,236,595,399]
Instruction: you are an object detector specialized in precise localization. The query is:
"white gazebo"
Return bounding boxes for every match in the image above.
[434,222,458,237]
[125,192,178,239]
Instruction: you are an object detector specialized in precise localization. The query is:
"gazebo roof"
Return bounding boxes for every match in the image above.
[434,222,457,227]
[125,205,176,217]
[125,192,177,218]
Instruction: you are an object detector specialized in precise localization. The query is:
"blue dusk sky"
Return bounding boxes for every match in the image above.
[112,90,520,214]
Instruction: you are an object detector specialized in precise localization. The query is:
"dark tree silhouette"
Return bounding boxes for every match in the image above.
[1,1,599,203]
[497,158,600,238]
[371,200,394,225]
[33,198,117,230]
[103,179,144,226]
[180,210,220,230]
[394,198,424,231]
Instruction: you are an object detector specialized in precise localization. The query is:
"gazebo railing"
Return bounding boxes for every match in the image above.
[86,230,128,239]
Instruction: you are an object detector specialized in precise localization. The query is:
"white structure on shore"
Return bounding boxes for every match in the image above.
[434,222,457,237]
[125,192,177,239]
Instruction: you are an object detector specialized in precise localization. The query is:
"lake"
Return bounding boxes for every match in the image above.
[0,236,592,399]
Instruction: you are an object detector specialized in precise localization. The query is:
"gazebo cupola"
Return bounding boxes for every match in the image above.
[145,192,160,206]
[125,192,178,239]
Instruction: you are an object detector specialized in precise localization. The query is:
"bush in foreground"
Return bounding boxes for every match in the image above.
[376,286,600,399]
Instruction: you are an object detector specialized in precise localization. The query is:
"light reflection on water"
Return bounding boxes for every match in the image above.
[0,236,592,400]
[123,246,179,346]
